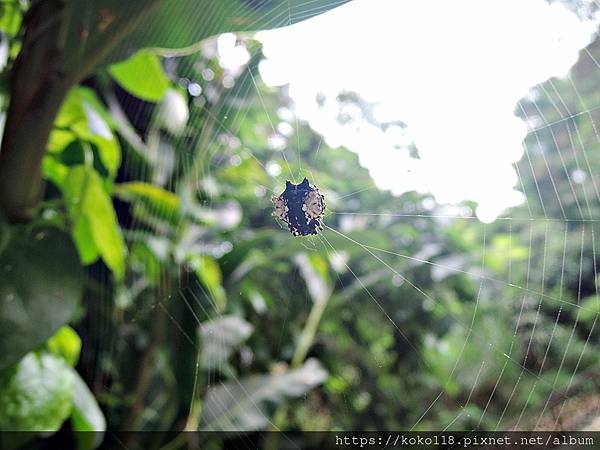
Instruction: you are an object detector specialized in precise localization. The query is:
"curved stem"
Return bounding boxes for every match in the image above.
[265,295,331,450]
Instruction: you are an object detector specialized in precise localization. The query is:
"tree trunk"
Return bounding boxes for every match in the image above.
[0,0,71,221]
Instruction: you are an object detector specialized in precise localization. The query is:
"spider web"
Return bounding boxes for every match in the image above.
[79,0,600,442]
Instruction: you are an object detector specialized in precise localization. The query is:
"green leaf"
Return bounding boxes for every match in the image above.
[71,370,106,449]
[42,155,70,188]
[0,227,83,370]
[47,127,77,154]
[188,255,227,312]
[110,1,351,62]
[199,315,253,370]
[60,1,350,75]
[72,215,101,265]
[113,182,181,222]
[62,166,126,279]
[46,326,82,367]
[0,2,22,37]
[109,51,171,102]
[50,87,121,178]
[0,352,74,431]
[200,358,328,431]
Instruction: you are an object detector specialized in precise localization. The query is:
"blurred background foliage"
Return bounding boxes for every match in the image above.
[1,0,600,449]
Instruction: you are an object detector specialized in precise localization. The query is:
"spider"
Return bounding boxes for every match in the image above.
[272,178,326,236]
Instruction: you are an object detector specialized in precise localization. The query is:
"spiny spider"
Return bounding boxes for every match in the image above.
[272,178,325,236]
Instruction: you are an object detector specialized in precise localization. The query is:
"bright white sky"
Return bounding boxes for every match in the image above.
[251,0,597,222]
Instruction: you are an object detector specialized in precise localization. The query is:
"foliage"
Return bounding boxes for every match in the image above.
[0,0,599,448]
[201,359,328,431]
[0,227,83,370]
[0,352,74,432]
[0,1,352,447]
[109,52,171,102]
[0,325,105,442]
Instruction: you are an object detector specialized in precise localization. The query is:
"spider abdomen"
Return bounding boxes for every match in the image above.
[272,178,325,236]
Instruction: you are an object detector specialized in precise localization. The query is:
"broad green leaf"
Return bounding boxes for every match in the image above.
[63,166,126,279]
[129,202,175,231]
[0,352,74,431]
[47,129,77,154]
[46,326,82,367]
[199,315,253,370]
[200,358,328,431]
[114,1,352,62]
[61,1,350,74]
[113,182,181,222]
[81,173,125,278]
[189,255,227,312]
[72,215,101,265]
[109,51,171,102]
[0,2,22,37]
[0,227,83,370]
[50,87,121,177]
[71,370,106,449]
[42,156,70,188]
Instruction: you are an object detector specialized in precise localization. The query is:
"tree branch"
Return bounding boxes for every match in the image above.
[0,0,70,220]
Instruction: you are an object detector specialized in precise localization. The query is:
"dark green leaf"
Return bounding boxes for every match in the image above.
[0,228,83,370]
[62,1,351,72]
[122,0,351,58]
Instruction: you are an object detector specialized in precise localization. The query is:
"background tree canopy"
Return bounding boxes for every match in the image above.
[1,0,600,449]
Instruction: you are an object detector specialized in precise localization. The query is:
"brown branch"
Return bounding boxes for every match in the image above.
[0,0,70,221]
